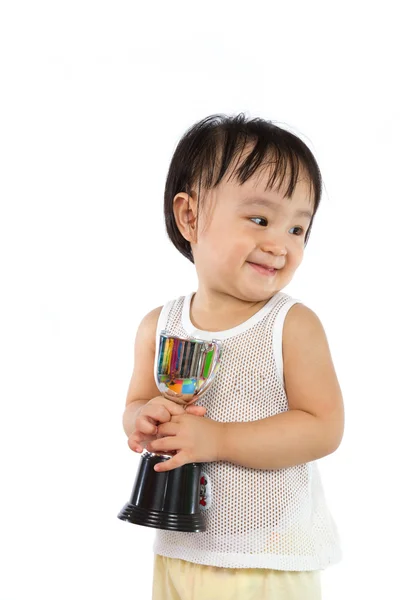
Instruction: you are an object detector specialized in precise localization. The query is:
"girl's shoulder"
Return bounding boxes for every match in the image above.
[282,302,329,367]
[282,303,344,450]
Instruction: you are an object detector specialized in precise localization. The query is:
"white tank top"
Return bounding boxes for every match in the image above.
[152,291,342,570]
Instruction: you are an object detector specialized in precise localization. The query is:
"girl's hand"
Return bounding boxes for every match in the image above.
[146,412,223,471]
[127,396,206,453]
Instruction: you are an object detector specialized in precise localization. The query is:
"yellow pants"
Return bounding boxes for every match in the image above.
[152,554,322,600]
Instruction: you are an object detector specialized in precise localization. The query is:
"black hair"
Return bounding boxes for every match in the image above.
[164,113,322,263]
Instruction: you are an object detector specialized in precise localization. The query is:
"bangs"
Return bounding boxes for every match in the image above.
[194,133,315,204]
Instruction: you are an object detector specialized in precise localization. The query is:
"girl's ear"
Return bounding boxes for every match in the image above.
[172,192,198,243]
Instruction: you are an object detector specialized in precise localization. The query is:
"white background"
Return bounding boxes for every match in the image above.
[0,1,399,599]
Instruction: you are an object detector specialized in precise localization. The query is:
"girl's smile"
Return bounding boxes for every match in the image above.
[246,262,278,276]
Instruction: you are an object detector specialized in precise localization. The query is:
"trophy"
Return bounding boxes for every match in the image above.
[118,330,222,532]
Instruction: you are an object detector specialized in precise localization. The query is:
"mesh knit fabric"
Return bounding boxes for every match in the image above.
[152,291,341,570]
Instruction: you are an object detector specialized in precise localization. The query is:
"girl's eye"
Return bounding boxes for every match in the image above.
[251,218,304,236]
[250,217,268,226]
[290,226,304,236]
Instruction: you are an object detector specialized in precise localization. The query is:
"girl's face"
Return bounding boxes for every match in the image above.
[188,168,314,304]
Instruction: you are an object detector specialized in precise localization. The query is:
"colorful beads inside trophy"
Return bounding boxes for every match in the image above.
[157,334,216,400]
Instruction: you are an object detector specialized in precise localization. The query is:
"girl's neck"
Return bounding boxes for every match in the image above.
[189,289,274,332]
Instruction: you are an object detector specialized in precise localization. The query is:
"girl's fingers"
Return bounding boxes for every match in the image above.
[129,403,205,455]
[128,433,141,451]
[128,430,155,451]
[185,405,206,415]
[136,417,158,435]
[148,436,179,454]
[143,405,170,423]
[154,452,186,472]
[156,422,178,437]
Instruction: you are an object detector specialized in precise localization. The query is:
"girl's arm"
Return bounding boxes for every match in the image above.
[219,303,344,469]
[122,306,163,437]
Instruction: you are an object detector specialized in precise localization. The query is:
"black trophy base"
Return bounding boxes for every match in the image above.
[118,450,205,533]
[118,503,205,532]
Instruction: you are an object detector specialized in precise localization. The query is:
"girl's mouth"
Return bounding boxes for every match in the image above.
[247,262,277,276]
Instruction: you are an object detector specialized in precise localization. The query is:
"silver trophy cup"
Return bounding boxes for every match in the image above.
[118,330,222,532]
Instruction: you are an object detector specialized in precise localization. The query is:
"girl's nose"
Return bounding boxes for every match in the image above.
[260,239,287,257]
